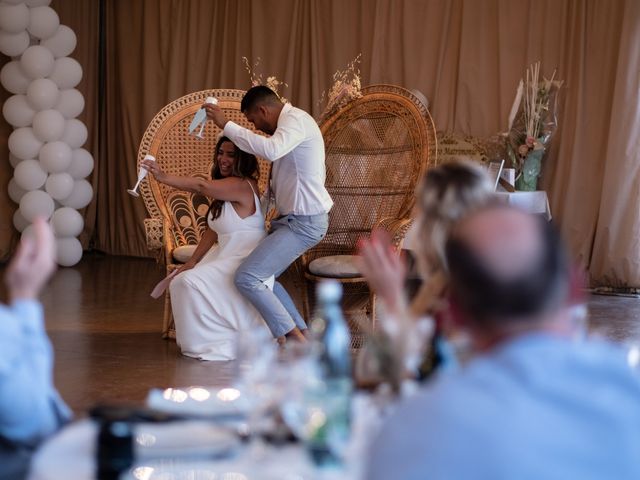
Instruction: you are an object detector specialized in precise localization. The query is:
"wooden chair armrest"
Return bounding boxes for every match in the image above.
[162,218,176,266]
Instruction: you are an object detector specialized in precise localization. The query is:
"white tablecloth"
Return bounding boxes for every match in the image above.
[27,389,387,480]
[495,190,552,221]
[403,190,552,252]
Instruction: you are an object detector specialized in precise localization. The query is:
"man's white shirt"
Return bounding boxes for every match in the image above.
[223,103,333,216]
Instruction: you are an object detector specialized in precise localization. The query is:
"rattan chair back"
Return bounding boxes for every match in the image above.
[137,89,270,263]
[305,84,437,266]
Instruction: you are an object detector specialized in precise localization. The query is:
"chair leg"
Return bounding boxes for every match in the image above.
[162,291,176,340]
[301,278,312,323]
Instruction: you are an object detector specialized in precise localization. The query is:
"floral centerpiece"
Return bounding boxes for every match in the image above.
[506,62,563,191]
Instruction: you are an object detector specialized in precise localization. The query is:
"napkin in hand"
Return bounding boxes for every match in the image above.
[150,269,180,299]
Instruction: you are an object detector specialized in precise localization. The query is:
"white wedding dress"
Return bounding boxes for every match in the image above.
[170,184,272,361]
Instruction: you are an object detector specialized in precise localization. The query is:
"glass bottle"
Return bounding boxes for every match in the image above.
[307,279,352,467]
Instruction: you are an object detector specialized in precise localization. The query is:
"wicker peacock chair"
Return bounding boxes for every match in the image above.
[299,84,438,348]
[137,89,270,339]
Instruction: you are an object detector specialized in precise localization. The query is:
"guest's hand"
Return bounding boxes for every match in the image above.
[356,228,408,315]
[6,217,57,302]
[141,159,167,183]
[204,103,228,129]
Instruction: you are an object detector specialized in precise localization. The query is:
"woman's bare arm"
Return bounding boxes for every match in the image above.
[176,229,218,274]
[141,159,252,203]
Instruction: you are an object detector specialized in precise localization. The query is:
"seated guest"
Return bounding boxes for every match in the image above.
[366,205,640,480]
[0,218,71,480]
[358,160,495,376]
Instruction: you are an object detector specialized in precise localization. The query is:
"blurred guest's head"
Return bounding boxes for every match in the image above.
[445,206,572,347]
[411,160,495,314]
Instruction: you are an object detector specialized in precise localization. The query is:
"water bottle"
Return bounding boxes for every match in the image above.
[96,420,133,480]
[307,279,352,467]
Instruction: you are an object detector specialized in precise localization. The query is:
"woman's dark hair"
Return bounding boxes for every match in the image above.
[206,136,259,221]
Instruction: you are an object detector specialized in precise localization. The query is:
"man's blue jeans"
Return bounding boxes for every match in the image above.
[234,213,328,338]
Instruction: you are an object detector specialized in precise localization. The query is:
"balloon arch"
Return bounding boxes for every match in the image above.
[1,0,93,267]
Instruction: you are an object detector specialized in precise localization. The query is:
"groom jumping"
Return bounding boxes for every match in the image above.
[205,86,332,345]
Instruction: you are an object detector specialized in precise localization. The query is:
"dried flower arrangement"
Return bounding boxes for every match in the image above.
[318,54,363,122]
[506,62,564,191]
[242,56,288,103]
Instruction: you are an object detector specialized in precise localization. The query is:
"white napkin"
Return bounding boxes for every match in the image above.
[150,269,180,299]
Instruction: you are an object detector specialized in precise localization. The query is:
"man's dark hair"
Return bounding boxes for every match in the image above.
[445,214,570,325]
[241,85,280,112]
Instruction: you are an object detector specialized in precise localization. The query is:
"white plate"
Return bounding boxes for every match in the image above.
[134,421,240,459]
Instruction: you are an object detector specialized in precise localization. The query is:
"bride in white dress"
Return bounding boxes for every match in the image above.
[142,136,271,360]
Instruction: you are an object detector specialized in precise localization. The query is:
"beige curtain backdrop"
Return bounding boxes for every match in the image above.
[0,0,638,286]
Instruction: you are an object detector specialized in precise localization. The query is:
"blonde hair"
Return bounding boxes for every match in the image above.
[411,159,495,315]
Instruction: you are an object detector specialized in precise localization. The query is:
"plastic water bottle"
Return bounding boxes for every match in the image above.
[308,279,352,467]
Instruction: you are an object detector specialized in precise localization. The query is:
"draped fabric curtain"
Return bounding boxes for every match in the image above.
[0,0,638,286]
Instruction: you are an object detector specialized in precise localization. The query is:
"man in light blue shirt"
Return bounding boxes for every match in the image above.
[368,206,640,480]
[0,218,71,480]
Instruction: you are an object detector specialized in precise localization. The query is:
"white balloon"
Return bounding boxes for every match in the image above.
[13,209,30,233]
[2,94,35,128]
[0,3,29,34]
[55,236,82,267]
[8,178,27,204]
[39,140,72,172]
[55,88,84,119]
[67,148,94,179]
[60,179,92,209]
[40,25,76,58]
[14,159,48,190]
[26,0,52,6]
[19,190,55,222]
[26,77,60,110]
[0,61,30,94]
[47,57,82,89]
[51,207,84,237]
[9,153,24,168]
[61,119,88,149]
[4,0,30,5]
[8,127,43,160]
[0,30,30,57]
[27,6,60,40]
[45,172,75,200]
[20,45,55,79]
[32,108,66,142]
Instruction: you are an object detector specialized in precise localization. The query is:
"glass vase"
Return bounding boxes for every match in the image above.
[516,149,544,191]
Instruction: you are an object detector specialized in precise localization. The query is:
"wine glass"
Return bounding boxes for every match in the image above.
[233,328,280,458]
[127,154,155,197]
